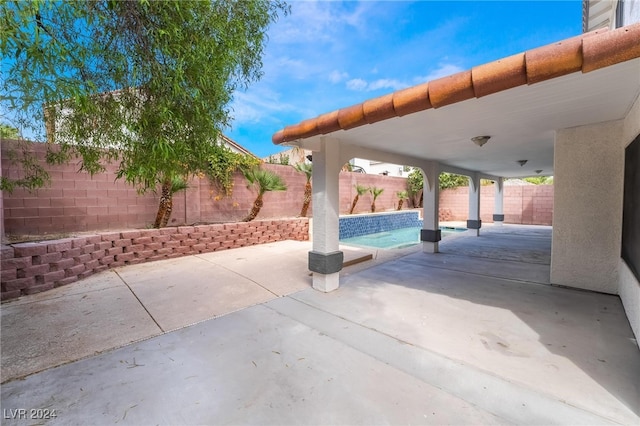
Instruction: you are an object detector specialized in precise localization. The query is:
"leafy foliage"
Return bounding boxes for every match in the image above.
[439,172,469,189]
[206,146,260,197]
[0,123,20,139]
[1,0,289,194]
[522,176,553,185]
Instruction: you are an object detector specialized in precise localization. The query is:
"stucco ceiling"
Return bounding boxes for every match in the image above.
[293,57,640,178]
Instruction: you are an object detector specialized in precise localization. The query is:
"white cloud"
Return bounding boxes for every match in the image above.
[229,89,295,125]
[346,78,368,91]
[328,70,349,84]
[270,1,371,45]
[414,63,465,83]
[346,78,408,92]
[368,79,407,91]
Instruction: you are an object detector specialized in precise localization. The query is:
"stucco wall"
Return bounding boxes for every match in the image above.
[551,120,625,294]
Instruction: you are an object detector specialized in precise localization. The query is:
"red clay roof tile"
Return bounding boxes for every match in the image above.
[429,70,475,108]
[583,24,640,72]
[316,110,342,134]
[363,93,397,124]
[337,103,366,130]
[525,36,584,84]
[392,82,431,116]
[272,22,640,145]
[472,53,527,98]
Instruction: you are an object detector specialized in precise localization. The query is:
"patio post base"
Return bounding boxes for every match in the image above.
[422,241,439,253]
[312,272,340,292]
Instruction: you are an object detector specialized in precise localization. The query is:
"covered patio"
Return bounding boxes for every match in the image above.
[272,23,640,340]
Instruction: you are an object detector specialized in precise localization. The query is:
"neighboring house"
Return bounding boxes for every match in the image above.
[269,147,409,176]
[583,0,640,31]
[272,4,640,344]
[218,134,258,158]
[44,93,256,158]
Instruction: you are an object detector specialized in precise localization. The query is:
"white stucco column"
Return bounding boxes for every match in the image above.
[309,137,342,292]
[467,173,481,236]
[493,177,504,226]
[420,161,441,253]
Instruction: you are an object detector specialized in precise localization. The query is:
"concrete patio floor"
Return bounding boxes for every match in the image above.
[1,225,638,425]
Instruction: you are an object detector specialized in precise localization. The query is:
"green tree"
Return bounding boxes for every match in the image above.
[522,176,553,185]
[154,176,188,228]
[439,172,469,190]
[293,162,312,217]
[242,167,287,222]
[349,184,369,214]
[407,169,423,208]
[1,0,288,226]
[370,186,384,213]
[0,123,20,139]
[396,190,408,211]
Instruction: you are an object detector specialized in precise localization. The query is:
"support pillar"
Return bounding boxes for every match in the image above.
[467,173,481,236]
[309,138,342,292]
[420,162,441,253]
[493,177,504,226]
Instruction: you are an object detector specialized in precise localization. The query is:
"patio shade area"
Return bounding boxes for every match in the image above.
[2,226,638,424]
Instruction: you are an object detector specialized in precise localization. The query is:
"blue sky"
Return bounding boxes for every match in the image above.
[225,0,583,158]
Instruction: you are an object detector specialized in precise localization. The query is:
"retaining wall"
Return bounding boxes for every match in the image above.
[0,218,309,300]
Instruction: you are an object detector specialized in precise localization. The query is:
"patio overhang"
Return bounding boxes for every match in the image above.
[273,23,640,179]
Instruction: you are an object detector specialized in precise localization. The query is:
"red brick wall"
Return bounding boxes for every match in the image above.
[438,184,554,225]
[0,218,309,300]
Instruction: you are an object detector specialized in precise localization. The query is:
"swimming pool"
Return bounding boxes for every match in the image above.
[340,226,467,249]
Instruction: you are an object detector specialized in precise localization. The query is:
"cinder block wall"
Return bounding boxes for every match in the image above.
[1,140,310,234]
[438,185,554,225]
[339,173,409,214]
[1,218,309,300]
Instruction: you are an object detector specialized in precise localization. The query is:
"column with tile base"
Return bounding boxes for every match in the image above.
[420,161,441,253]
[467,173,481,236]
[493,177,504,226]
[309,138,342,292]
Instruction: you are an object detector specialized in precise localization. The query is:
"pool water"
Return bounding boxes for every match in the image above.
[340,226,467,249]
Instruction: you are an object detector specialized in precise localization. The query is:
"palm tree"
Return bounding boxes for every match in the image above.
[370,186,384,212]
[396,190,408,211]
[349,184,369,214]
[153,175,189,228]
[242,167,287,222]
[293,162,312,217]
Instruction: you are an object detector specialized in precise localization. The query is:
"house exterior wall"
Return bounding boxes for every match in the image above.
[619,91,640,339]
[551,91,640,343]
[551,120,625,294]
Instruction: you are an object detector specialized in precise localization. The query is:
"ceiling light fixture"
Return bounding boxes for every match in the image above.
[471,136,490,147]
[535,169,543,174]
[517,160,528,167]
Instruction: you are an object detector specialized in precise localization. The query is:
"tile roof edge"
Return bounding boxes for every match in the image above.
[272,22,640,145]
